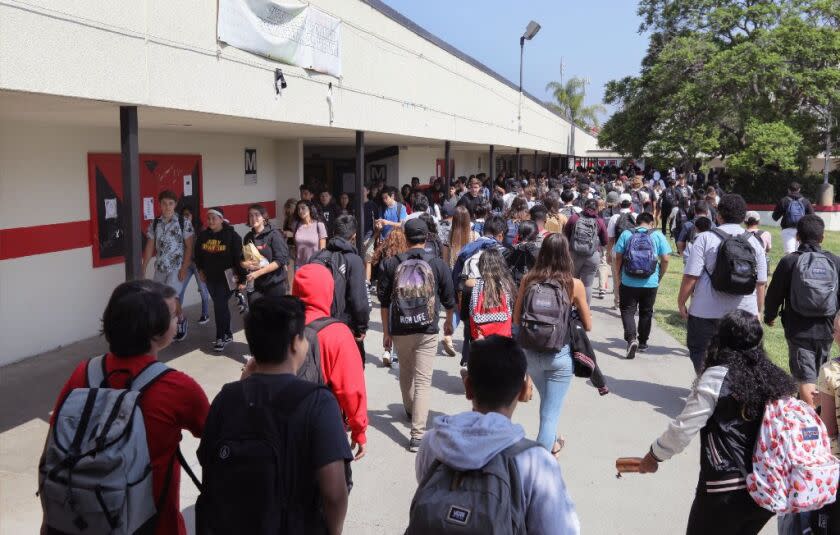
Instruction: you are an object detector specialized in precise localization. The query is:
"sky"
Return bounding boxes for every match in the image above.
[380,0,650,124]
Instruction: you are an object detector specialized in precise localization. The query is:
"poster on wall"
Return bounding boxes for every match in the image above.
[435,159,455,179]
[218,0,342,77]
[87,154,203,268]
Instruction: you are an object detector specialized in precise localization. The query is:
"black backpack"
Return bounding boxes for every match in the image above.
[298,317,342,385]
[508,242,539,288]
[614,212,637,238]
[705,228,758,295]
[196,378,328,534]
[309,249,348,318]
[662,187,677,209]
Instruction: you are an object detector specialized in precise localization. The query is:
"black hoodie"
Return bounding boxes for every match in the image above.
[195,224,246,286]
[243,223,289,293]
[322,237,370,334]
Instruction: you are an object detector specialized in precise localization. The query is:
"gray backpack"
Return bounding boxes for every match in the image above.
[39,356,172,534]
[517,280,572,353]
[405,439,540,535]
[571,216,599,256]
[790,252,839,318]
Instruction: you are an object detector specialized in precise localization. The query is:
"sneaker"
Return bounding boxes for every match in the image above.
[382,350,392,368]
[174,319,188,342]
[595,288,604,299]
[442,336,457,357]
[212,338,228,352]
[408,437,422,453]
[198,315,210,325]
[626,339,638,360]
[638,343,649,353]
[222,333,233,344]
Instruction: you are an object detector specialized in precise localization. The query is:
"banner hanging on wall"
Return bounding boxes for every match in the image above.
[218,0,342,78]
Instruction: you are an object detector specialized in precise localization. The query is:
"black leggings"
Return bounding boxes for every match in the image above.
[686,489,773,535]
[247,282,287,305]
[206,280,233,340]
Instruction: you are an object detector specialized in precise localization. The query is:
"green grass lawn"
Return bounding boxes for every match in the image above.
[652,225,840,371]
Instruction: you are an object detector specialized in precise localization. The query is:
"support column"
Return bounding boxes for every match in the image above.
[515,148,520,177]
[533,150,538,174]
[489,145,495,182]
[444,140,451,191]
[120,106,141,281]
[355,131,365,252]
[547,152,552,176]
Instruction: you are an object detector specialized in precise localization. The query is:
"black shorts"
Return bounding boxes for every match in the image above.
[788,337,834,383]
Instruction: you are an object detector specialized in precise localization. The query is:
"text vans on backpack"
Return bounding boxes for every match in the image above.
[39,356,195,535]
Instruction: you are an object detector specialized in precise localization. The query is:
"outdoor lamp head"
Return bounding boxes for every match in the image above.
[274,68,287,94]
[522,21,541,40]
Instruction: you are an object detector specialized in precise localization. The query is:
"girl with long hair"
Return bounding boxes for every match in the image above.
[634,310,796,534]
[513,233,592,455]
[469,248,515,339]
[292,200,327,270]
[445,206,477,268]
[371,228,408,367]
[504,196,530,247]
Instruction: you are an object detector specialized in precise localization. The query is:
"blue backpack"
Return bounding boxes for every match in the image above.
[786,197,806,225]
[623,230,658,278]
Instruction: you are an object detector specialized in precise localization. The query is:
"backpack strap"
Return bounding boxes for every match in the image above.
[307,316,342,334]
[86,354,107,388]
[128,361,172,393]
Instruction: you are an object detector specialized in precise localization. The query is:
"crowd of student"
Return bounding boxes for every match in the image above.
[37,166,839,534]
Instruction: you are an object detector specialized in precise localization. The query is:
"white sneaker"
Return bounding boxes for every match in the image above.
[382,350,392,368]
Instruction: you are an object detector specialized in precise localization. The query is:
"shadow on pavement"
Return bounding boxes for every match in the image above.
[602,375,691,419]
[368,404,411,448]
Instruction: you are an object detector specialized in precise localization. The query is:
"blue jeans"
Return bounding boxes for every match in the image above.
[178,264,210,317]
[525,344,573,451]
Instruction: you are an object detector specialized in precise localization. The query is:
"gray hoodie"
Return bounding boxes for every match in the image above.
[416,411,580,534]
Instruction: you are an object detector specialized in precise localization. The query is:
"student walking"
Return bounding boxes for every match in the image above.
[772,182,815,254]
[378,218,455,452]
[764,214,840,407]
[468,248,515,340]
[41,280,209,535]
[678,194,768,372]
[142,190,194,341]
[197,295,352,534]
[408,336,580,534]
[177,205,210,324]
[634,311,796,535]
[195,207,246,352]
[311,214,371,365]
[513,233,592,454]
[563,198,608,304]
[242,203,289,301]
[613,212,671,359]
[293,264,369,459]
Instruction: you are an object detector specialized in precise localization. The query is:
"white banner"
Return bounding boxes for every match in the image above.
[218,0,342,78]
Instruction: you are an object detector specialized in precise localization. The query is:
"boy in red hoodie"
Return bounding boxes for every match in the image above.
[294,264,369,460]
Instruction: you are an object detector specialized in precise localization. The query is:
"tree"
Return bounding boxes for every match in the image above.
[599,0,840,179]
[545,77,607,130]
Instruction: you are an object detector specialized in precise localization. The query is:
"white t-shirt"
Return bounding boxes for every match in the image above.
[607,208,633,239]
[684,224,768,319]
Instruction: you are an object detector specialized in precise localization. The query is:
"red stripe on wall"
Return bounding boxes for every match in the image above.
[0,200,278,261]
[206,200,277,226]
[0,220,92,260]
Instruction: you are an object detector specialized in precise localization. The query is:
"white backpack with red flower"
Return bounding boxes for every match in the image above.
[746,397,840,514]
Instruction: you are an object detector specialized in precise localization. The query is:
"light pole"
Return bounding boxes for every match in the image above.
[518,20,541,132]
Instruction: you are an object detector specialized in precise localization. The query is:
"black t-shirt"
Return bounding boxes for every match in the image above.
[198,374,353,532]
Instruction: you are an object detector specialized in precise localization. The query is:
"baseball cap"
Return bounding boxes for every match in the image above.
[606,191,620,204]
[619,193,632,204]
[404,218,429,242]
[745,210,761,223]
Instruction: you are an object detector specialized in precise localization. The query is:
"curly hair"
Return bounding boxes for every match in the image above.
[700,310,796,420]
[372,227,407,267]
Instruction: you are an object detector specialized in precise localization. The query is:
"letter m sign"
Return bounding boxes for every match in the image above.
[244,148,257,185]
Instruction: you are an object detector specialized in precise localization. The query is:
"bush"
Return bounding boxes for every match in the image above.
[723,169,839,204]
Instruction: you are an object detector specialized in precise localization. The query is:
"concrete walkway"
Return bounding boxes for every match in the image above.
[0,294,776,533]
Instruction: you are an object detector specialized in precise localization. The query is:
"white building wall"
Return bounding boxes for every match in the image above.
[398,146,442,185]
[0,120,303,364]
[0,0,598,155]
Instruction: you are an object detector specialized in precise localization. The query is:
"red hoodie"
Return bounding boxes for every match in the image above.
[293,264,369,445]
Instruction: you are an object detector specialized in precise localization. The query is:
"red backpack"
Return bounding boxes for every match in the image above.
[469,279,512,339]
